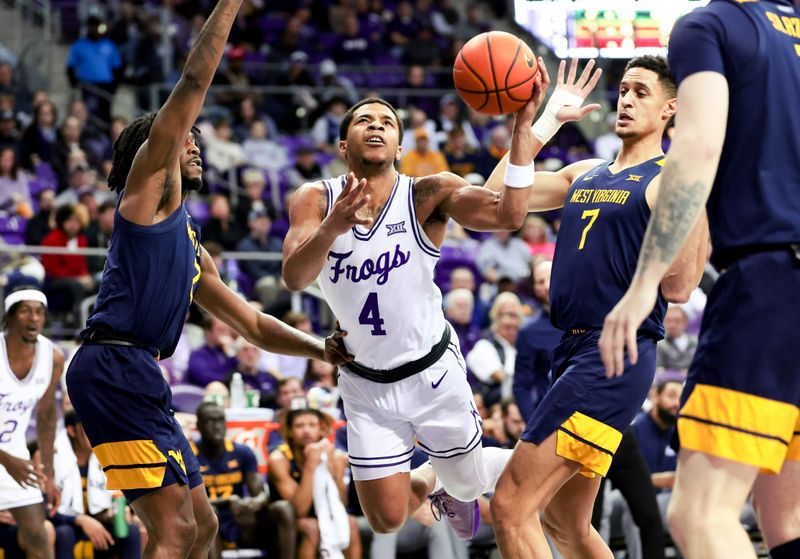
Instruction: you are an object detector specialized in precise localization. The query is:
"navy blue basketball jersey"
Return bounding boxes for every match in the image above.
[669,0,800,265]
[85,203,202,358]
[550,157,667,338]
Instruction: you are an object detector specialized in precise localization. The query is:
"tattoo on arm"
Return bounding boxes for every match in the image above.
[637,164,709,275]
[413,175,447,224]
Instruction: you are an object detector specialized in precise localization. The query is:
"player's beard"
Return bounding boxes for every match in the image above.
[181,173,203,194]
[657,406,677,425]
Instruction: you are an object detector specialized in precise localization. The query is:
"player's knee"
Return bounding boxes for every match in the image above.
[363,506,406,534]
[196,506,219,546]
[491,476,527,525]
[151,514,198,553]
[17,520,49,553]
[297,518,320,544]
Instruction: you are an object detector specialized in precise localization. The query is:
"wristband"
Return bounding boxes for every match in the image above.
[503,161,535,188]
[532,88,586,144]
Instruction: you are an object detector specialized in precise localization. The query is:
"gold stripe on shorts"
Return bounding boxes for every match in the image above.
[556,411,623,478]
[678,384,798,474]
[94,440,168,490]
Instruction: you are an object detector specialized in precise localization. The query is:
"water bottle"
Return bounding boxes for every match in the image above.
[112,492,129,538]
[230,372,246,409]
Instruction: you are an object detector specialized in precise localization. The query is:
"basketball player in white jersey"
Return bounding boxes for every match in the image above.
[281,57,557,539]
[0,287,64,559]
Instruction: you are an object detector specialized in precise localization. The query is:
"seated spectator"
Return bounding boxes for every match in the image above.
[204,117,246,175]
[311,97,348,155]
[55,161,102,207]
[386,1,419,54]
[41,204,95,323]
[287,143,323,188]
[442,126,479,179]
[477,231,532,285]
[193,402,296,559]
[54,115,101,176]
[449,265,485,328]
[0,109,19,149]
[242,119,288,173]
[316,60,358,107]
[466,292,524,406]
[444,288,480,355]
[226,338,280,408]
[25,187,56,245]
[213,46,256,111]
[334,12,372,65]
[187,316,238,387]
[482,399,525,449]
[513,260,562,421]
[18,100,58,171]
[400,106,438,155]
[402,65,438,119]
[656,305,698,371]
[233,96,278,144]
[0,146,32,217]
[305,359,337,390]
[274,52,318,130]
[273,312,314,379]
[268,408,362,559]
[202,193,245,251]
[267,377,309,451]
[401,25,441,67]
[520,215,555,260]
[236,206,284,307]
[233,168,270,226]
[399,128,449,177]
[54,410,142,558]
[475,124,510,179]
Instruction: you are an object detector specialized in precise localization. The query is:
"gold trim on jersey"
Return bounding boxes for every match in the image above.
[788,414,800,462]
[556,411,623,478]
[678,384,798,473]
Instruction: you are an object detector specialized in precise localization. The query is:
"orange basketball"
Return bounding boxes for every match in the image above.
[453,31,539,116]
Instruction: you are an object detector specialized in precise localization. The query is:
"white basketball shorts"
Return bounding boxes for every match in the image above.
[338,338,483,481]
[0,463,44,511]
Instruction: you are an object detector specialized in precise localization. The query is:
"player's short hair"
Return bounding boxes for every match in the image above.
[108,113,200,192]
[339,98,404,143]
[624,55,676,99]
[195,401,223,421]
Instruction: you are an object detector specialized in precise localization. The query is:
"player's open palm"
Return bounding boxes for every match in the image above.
[324,172,373,236]
[552,58,603,124]
[2,455,43,489]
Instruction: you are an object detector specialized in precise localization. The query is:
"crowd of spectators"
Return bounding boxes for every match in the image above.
[0,2,727,558]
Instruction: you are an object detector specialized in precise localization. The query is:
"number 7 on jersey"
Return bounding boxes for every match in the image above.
[359,292,387,335]
[579,208,600,250]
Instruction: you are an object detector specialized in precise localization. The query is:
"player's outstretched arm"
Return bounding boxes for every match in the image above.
[658,206,709,303]
[282,174,372,291]
[37,347,64,512]
[194,247,353,365]
[119,0,243,224]
[600,72,728,377]
[483,58,603,212]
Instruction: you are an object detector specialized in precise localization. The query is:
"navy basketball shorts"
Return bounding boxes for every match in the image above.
[679,249,800,474]
[66,344,203,502]
[521,329,656,478]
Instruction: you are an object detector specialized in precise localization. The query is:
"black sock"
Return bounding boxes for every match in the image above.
[771,539,800,559]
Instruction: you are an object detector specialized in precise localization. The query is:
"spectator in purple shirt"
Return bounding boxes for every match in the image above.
[186,316,239,388]
[334,12,372,65]
[224,338,279,408]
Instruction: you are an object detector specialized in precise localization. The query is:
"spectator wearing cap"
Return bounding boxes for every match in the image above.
[66,15,122,125]
[0,146,32,217]
[399,128,449,178]
[316,60,358,106]
[310,97,348,155]
[0,109,19,149]
[287,142,323,188]
[41,204,95,323]
[656,305,698,372]
[213,45,256,111]
[236,205,284,307]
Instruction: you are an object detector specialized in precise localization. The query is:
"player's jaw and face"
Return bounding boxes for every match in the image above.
[198,406,227,447]
[340,103,402,172]
[615,68,676,141]
[290,413,324,447]
[179,132,203,193]
[655,381,683,424]
[6,301,46,344]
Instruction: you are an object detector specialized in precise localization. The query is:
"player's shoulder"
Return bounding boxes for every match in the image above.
[288,180,331,216]
[412,171,471,203]
[560,158,607,183]
[231,440,257,458]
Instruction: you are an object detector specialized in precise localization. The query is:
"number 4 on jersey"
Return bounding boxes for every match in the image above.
[359,292,387,335]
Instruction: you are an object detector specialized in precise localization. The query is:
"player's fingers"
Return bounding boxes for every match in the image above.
[567,57,578,85]
[583,68,604,95]
[626,322,639,367]
[557,59,566,85]
[538,57,551,90]
[347,193,371,217]
[575,58,595,89]
[334,321,347,337]
[613,320,626,378]
[599,326,613,377]
[340,172,356,198]
[576,104,602,119]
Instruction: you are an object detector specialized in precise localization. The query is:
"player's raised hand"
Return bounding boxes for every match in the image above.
[553,58,603,123]
[599,284,659,378]
[514,57,551,125]
[324,321,354,366]
[324,172,373,236]
[0,454,44,489]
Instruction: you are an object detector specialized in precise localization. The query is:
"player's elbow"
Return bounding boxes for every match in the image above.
[282,270,309,292]
[661,281,692,304]
[498,210,527,231]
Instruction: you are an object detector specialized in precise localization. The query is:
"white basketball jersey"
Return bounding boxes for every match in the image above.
[317,173,446,370]
[0,333,53,459]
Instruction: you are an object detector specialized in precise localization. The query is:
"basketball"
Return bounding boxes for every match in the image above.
[453,31,539,116]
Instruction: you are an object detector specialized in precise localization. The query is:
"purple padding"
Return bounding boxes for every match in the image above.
[169,384,206,413]
[434,252,483,293]
[186,199,210,225]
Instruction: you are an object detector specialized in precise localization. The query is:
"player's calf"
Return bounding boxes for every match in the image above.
[12,505,52,559]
